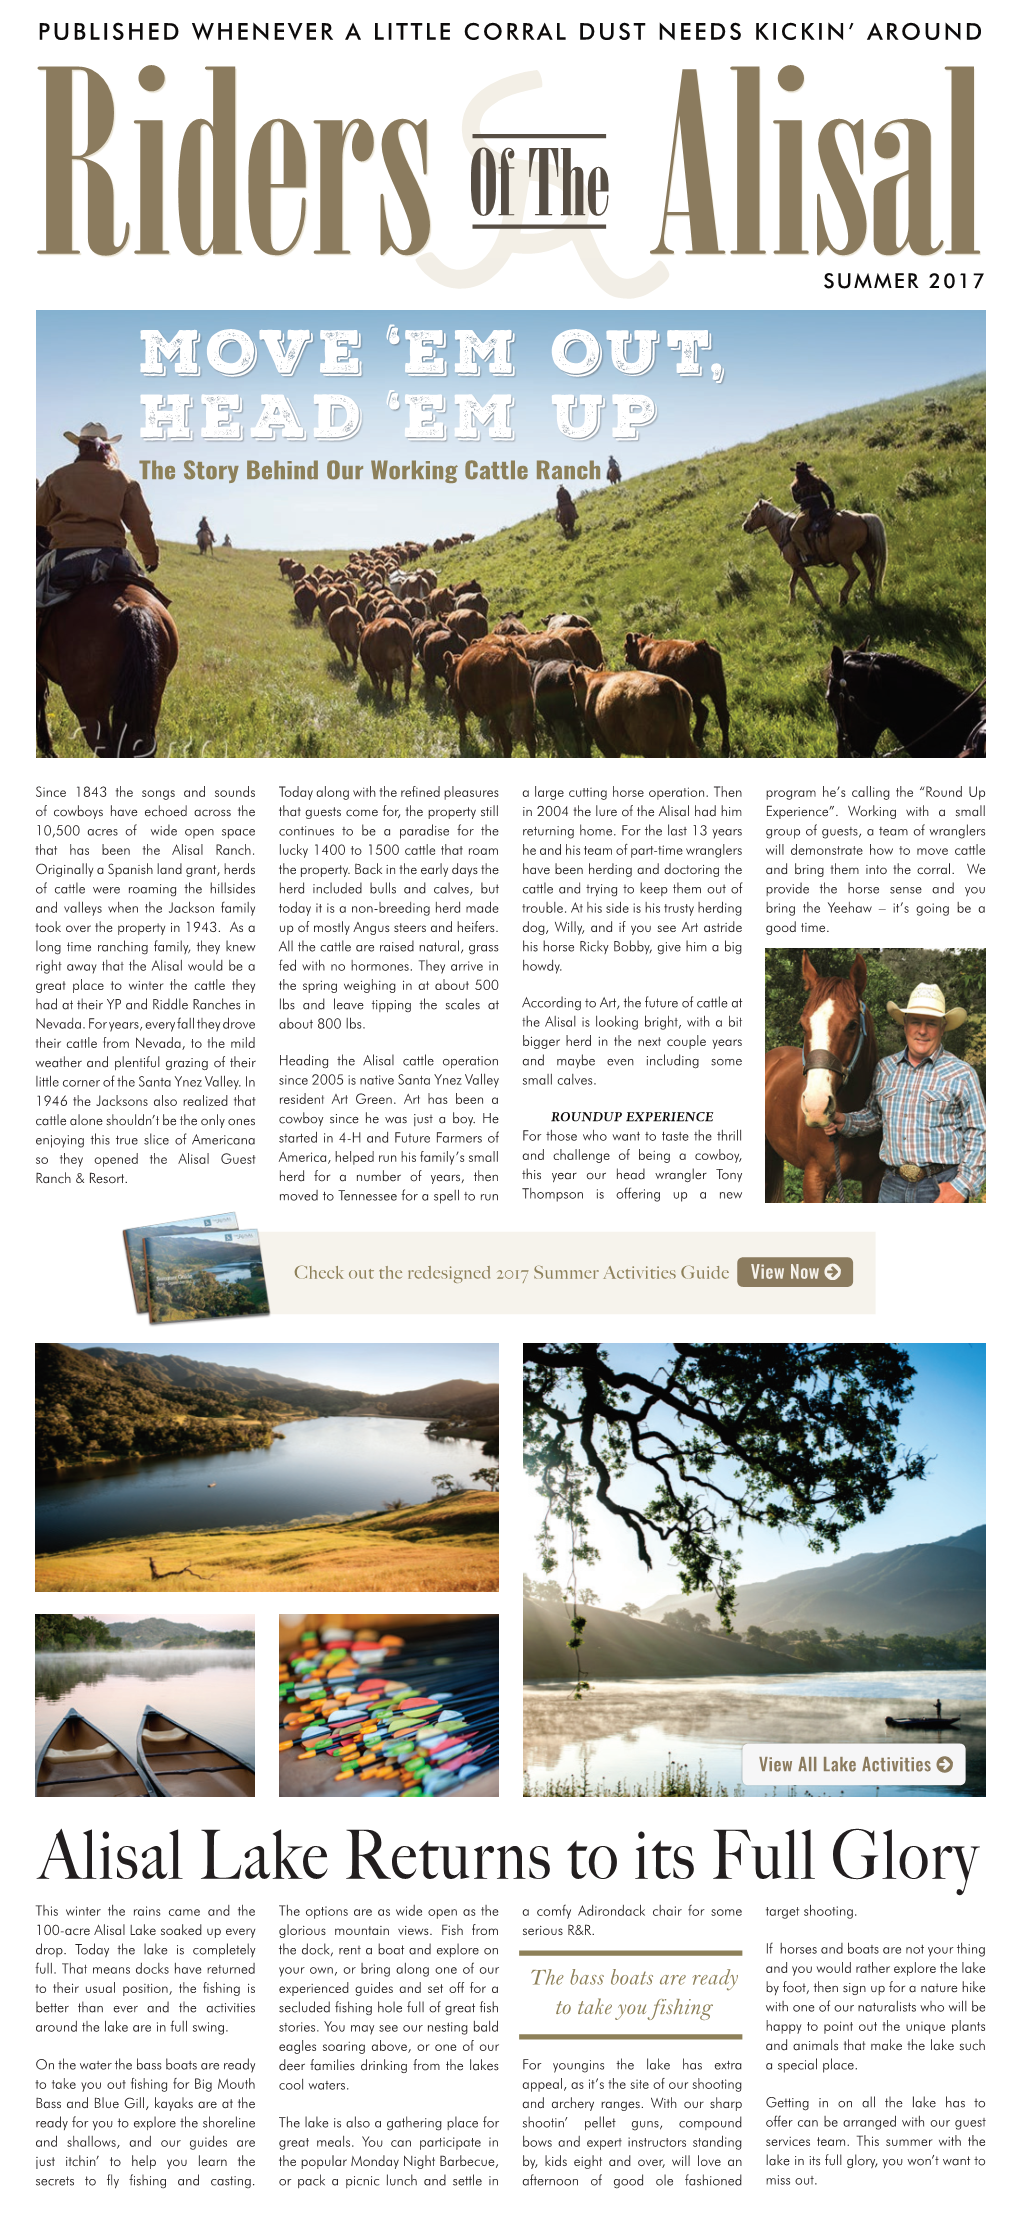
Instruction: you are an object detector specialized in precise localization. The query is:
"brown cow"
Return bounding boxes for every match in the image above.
[361,616,414,703]
[430,586,457,619]
[278,556,293,578]
[545,612,588,633]
[550,624,604,669]
[448,606,488,643]
[422,626,468,692]
[328,605,363,670]
[571,667,698,758]
[493,613,528,635]
[517,626,603,670]
[624,633,730,755]
[293,581,319,624]
[443,640,536,757]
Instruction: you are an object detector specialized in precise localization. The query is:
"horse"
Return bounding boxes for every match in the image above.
[196,524,215,555]
[555,490,578,540]
[743,497,888,607]
[37,583,179,758]
[765,953,884,1203]
[826,645,985,758]
[607,457,622,485]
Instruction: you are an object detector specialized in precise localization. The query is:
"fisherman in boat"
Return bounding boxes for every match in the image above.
[826,982,985,1203]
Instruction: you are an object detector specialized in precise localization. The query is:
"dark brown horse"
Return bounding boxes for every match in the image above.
[37,584,179,758]
[826,645,986,758]
[765,953,883,1202]
[197,525,215,555]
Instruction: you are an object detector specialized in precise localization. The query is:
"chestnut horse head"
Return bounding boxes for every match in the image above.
[799,952,870,1127]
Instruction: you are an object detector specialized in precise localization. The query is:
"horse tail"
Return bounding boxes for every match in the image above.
[866,516,888,595]
[111,604,162,757]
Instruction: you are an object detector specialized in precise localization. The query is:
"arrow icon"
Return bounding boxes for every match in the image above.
[824,1262,841,1282]
[937,1755,953,1773]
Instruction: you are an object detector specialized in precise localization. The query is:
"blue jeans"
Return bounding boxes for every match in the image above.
[878,1162,961,1203]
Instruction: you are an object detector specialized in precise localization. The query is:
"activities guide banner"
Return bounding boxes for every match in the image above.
[10,5,1005,2221]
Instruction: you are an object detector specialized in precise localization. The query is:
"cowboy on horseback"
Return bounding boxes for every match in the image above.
[36,422,159,630]
[555,484,578,537]
[789,460,835,564]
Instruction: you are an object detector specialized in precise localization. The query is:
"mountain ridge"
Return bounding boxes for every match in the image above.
[644,1526,985,1637]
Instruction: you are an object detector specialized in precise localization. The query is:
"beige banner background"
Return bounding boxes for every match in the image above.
[260,1232,875,1312]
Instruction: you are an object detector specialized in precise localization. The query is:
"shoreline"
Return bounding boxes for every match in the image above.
[34,1492,499,1594]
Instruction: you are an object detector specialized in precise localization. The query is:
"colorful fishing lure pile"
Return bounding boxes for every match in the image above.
[279,1626,496,1796]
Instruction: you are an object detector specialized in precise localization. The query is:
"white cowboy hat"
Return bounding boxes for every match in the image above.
[887,983,968,1031]
[63,421,122,446]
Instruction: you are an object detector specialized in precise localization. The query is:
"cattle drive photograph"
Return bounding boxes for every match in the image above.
[36,310,984,759]
[764,947,986,1204]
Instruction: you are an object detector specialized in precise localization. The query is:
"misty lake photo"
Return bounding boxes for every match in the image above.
[35,1650,255,1773]
[524,1674,986,1798]
[36,1414,484,1553]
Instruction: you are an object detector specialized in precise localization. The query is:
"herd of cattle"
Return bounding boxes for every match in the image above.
[277,543,730,759]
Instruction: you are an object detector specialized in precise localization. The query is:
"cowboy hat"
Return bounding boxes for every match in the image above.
[887,983,968,1031]
[63,421,122,446]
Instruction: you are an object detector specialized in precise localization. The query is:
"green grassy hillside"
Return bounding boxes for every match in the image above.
[40,373,984,759]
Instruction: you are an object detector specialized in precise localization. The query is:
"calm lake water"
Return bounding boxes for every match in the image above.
[37,1415,483,1552]
[35,1650,255,1770]
[524,1673,986,1798]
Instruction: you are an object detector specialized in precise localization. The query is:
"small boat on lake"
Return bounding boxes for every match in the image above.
[884,1714,961,1730]
[137,1705,255,1797]
[37,1707,152,1797]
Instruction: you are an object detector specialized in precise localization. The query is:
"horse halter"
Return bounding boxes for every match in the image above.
[802,998,869,1091]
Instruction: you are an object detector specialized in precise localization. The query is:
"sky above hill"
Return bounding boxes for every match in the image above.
[72,1341,497,1391]
[38,308,984,547]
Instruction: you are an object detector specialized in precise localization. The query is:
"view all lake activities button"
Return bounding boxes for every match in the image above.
[737,1257,854,1288]
[743,1743,966,1786]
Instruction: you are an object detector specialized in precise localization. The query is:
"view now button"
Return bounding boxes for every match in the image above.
[737,1256,853,1288]
[742,1743,966,1787]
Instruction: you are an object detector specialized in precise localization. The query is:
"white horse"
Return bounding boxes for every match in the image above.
[742,497,888,607]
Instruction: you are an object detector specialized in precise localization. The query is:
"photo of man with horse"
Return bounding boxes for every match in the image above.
[827,981,986,1204]
[36,420,178,758]
[765,948,985,1204]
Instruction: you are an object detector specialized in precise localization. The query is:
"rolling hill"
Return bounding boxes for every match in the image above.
[36,1342,498,1468]
[40,374,984,760]
[645,1526,986,1638]
[524,1598,800,1682]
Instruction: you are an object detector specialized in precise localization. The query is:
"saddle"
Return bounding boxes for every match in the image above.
[37,548,172,632]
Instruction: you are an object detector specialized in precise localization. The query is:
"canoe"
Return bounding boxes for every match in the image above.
[137,1705,255,1797]
[884,1714,961,1729]
[37,1707,152,1797]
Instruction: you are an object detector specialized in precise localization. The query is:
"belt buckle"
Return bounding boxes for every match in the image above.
[898,1163,924,1183]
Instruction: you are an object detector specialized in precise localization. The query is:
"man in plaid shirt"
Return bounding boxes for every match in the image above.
[827,981,985,1203]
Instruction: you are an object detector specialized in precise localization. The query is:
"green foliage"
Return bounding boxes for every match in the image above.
[35,1612,120,1651]
[524,1757,739,1797]
[42,376,985,761]
[34,1342,305,1467]
[524,1341,927,1628]
[734,1623,985,1670]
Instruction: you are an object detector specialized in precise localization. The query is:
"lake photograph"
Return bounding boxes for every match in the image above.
[35,1612,255,1798]
[522,1341,986,1797]
[36,1340,499,1592]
